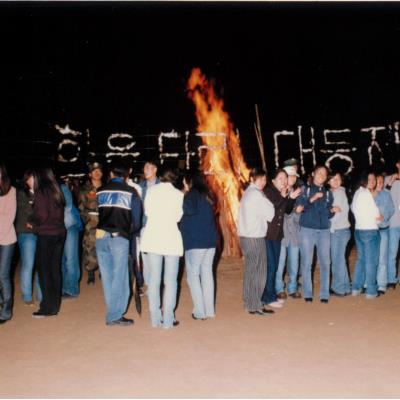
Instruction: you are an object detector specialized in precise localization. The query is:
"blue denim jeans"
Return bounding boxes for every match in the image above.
[146,252,180,329]
[352,229,380,297]
[96,235,130,323]
[388,226,400,284]
[18,233,42,302]
[141,252,151,286]
[0,243,16,320]
[261,239,281,304]
[299,227,331,300]
[275,243,300,294]
[377,228,390,291]
[330,228,351,295]
[62,227,81,297]
[185,248,216,319]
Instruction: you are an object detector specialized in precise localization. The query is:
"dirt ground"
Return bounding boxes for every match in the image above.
[1,248,400,399]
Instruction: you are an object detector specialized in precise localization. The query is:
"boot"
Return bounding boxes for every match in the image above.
[87,270,95,285]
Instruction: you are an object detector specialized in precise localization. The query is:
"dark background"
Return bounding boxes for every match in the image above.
[1,2,400,179]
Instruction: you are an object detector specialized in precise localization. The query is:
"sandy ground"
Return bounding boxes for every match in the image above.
[1,248,400,399]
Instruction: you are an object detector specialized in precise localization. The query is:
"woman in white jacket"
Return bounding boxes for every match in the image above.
[141,169,183,329]
[351,172,383,299]
[328,173,351,296]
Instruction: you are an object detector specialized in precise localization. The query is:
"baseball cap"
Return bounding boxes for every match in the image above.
[283,166,299,177]
[283,158,299,167]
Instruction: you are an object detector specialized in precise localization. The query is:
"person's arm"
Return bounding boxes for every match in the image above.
[182,191,198,216]
[131,194,143,234]
[255,191,275,222]
[0,188,17,239]
[382,192,395,224]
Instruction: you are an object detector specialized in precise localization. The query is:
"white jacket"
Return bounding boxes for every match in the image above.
[351,187,380,230]
[141,182,184,256]
[238,183,275,238]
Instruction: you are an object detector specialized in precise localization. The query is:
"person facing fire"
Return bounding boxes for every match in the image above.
[78,162,104,285]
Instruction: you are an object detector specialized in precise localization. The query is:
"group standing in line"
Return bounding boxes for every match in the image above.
[1,157,400,325]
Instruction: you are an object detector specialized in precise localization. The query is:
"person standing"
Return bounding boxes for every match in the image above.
[139,161,160,288]
[297,165,334,303]
[261,169,301,309]
[0,164,17,324]
[373,173,395,294]
[29,168,66,318]
[15,169,42,305]
[61,182,83,299]
[351,172,382,299]
[275,166,303,299]
[385,158,400,289]
[78,162,103,285]
[238,168,275,316]
[328,172,352,297]
[181,171,218,320]
[140,169,183,329]
[95,162,142,326]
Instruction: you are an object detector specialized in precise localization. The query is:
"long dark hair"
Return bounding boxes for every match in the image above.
[0,163,11,196]
[22,168,39,196]
[184,170,215,205]
[37,168,65,208]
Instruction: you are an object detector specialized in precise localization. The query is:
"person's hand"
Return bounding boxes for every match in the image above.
[388,173,398,186]
[289,187,302,199]
[331,206,342,213]
[295,205,304,214]
[280,187,289,197]
[310,192,324,203]
[26,223,33,229]
[376,214,384,222]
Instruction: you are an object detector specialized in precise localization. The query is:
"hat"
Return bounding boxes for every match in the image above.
[283,166,299,177]
[87,162,103,172]
[283,158,299,167]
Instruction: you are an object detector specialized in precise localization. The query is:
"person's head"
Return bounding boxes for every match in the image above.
[88,162,103,182]
[0,163,11,196]
[22,168,39,192]
[160,168,179,186]
[283,166,299,188]
[143,161,158,181]
[395,156,400,173]
[358,171,376,191]
[109,161,129,180]
[283,158,300,172]
[328,172,343,191]
[312,165,329,186]
[249,167,267,191]
[37,167,65,207]
[183,170,214,203]
[376,173,385,192]
[271,169,288,192]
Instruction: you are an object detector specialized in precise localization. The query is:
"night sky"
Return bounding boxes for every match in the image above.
[1,2,400,177]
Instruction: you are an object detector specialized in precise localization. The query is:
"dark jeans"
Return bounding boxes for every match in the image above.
[261,239,281,304]
[36,234,66,314]
[0,243,16,320]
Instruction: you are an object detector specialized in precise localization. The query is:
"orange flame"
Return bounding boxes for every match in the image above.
[187,68,251,258]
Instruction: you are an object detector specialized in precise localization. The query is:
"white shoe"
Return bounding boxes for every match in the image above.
[268,301,283,308]
[277,298,285,304]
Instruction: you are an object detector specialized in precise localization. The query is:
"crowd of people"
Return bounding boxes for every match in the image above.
[238,158,400,315]
[0,156,399,326]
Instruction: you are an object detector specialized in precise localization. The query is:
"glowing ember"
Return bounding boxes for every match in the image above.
[187,68,251,258]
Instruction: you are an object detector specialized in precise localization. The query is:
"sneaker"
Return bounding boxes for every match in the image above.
[304,298,313,303]
[106,317,134,326]
[288,292,302,299]
[268,301,283,308]
[24,300,35,306]
[352,290,361,297]
[277,292,287,300]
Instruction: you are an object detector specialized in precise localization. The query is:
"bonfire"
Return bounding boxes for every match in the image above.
[187,68,251,258]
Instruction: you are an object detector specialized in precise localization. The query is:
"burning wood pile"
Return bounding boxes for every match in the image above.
[187,68,251,258]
